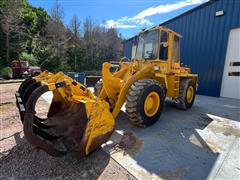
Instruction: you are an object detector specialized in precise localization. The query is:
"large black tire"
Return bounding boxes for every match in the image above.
[125,79,165,127]
[176,78,196,110]
[94,79,103,96]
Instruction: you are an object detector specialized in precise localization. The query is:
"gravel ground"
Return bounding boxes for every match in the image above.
[0,83,135,180]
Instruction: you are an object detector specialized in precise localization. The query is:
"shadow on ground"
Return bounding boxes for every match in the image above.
[104,95,240,179]
[0,132,110,179]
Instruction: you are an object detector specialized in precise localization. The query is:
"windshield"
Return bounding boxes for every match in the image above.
[135,30,159,60]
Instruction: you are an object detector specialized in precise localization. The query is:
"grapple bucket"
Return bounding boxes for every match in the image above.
[16,71,115,157]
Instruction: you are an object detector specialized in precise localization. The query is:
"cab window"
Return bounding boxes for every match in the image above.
[159,31,168,60]
[135,30,159,60]
[173,35,180,63]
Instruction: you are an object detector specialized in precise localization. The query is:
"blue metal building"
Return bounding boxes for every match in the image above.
[123,0,240,97]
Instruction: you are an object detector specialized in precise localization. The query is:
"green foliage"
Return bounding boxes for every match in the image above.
[21,5,49,35]
[20,52,37,66]
[36,48,63,72]
[0,66,12,78]
[0,0,123,74]
[0,56,6,70]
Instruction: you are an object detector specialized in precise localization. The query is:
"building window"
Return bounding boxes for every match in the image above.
[173,36,180,63]
[159,31,168,60]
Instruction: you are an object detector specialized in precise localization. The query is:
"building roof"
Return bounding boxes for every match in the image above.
[124,0,218,42]
[160,0,218,26]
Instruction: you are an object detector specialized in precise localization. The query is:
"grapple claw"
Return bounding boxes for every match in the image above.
[16,71,115,158]
[18,78,33,96]
[33,125,62,140]
[34,116,47,122]
[22,81,41,104]
[33,118,55,129]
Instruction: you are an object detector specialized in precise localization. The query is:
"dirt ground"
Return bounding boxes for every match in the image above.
[0,82,135,179]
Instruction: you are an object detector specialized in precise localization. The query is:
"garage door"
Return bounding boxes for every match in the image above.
[221,28,240,99]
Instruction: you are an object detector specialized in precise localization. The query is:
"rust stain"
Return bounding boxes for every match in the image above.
[205,140,222,153]
[208,123,240,138]
[189,135,222,153]
[113,131,143,156]
[189,135,204,148]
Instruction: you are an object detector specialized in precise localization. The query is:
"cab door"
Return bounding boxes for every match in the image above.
[158,30,169,74]
[170,34,181,74]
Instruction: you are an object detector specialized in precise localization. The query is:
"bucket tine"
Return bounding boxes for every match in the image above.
[33,117,55,129]
[23,85,67,156]
[22,81,41,104]
[34,116,47,122]
[32,125,62,140]
[18,78,33,96]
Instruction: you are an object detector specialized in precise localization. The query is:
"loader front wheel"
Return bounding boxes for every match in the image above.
[126,79,165,127]
[176,78,196,110]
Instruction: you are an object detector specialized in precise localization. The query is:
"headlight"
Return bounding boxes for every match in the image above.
[154,66,160,71]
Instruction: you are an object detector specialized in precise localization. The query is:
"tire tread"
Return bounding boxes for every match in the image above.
[126,79,164,127]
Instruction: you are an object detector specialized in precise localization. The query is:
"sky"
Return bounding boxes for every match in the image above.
[29,0,208,38]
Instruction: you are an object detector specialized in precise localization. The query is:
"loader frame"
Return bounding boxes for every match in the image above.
[98,26,198,118]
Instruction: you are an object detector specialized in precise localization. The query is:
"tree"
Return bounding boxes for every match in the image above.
[106,28,123,60]
[50,1,70,57]
[21,5,49,54]
[82,18,92,67]
[41,0,70,70]
[69,15,81,70]
[0,0,27,65]
[0,0,124,73]
[50,0,64,24]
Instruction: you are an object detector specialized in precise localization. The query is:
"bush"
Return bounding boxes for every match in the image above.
[0,66,12,79]
[20,52,38,66]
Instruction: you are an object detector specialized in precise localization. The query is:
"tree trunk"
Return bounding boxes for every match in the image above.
[74,53,77,71]
[74,36,77,71]
[6,33,10,65]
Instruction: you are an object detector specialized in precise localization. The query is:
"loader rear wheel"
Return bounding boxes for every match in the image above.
[176,78,196,110]
[126,79,165,127]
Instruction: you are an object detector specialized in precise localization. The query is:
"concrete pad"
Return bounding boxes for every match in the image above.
[41,92,240,180]
[102,96,240,180]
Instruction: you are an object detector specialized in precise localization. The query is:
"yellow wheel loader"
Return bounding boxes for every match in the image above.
[16,26,198,158]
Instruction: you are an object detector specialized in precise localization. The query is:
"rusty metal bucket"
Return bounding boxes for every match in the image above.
[16,74,115,158]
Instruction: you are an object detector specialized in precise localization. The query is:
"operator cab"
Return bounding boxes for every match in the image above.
[132,26,181,73]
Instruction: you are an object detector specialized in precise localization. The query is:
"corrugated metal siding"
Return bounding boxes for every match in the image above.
[161,0,240,97]
[123,39,133,59]
[123,0,240,97]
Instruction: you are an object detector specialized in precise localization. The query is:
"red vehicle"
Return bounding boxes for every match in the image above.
[11,60,42,78]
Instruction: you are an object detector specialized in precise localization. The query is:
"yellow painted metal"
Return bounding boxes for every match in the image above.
[34,71,54,82]
[84,100,115,155]
[144,92,160,117]
[111,63,153,118]
[165,76,180,98]
[186,86,194,103]
[98,26,198,119]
